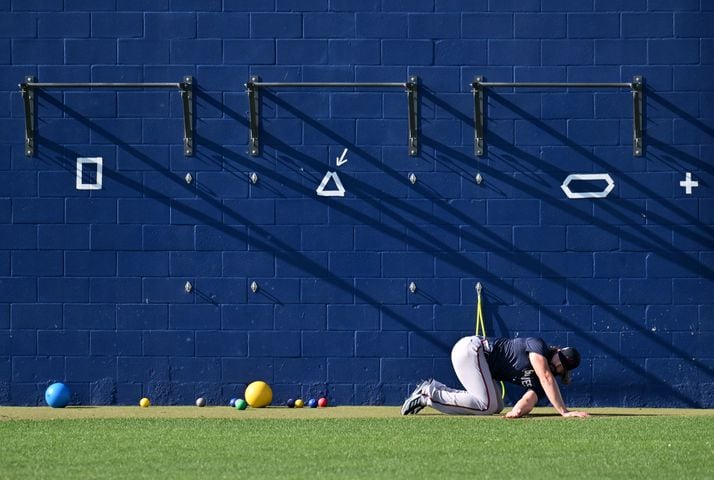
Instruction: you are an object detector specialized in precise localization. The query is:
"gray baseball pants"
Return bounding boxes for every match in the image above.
[423,336,504,415]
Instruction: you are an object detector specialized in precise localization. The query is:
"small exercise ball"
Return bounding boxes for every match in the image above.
[45,383,71,408]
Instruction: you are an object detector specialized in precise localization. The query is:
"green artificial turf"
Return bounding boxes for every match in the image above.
[1,410,713,479]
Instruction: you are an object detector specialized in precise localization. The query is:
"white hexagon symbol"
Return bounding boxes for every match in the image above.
[561,173,615,199]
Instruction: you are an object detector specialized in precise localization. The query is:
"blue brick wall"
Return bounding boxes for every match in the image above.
[1,1,712,408]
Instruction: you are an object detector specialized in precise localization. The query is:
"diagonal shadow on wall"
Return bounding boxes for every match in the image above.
[486,92,713,240]
[32,87,712,407]
[34,91,453,359]
[259,90,711,406]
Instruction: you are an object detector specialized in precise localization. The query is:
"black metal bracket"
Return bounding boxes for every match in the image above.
[406,75,419,156]
[631,76,643,157]
[473,76,484,157]
[179,76,194,156]
[247,75,261,156]
[19,76,194,157]
[245,76,419,157]
[20,76,35,157]
[472,75,645,157]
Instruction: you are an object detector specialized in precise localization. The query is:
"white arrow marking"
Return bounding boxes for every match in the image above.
[336,148,349,167]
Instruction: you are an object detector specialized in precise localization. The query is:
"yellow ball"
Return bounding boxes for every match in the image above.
[294,399,304,408]
[244,381,272,408]
[139,397,150,408]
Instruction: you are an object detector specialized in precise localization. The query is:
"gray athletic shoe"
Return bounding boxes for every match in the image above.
[410,379,431,397]
[400,379,431,416]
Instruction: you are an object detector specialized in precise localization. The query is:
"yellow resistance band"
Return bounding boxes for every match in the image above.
[476,283,506,400]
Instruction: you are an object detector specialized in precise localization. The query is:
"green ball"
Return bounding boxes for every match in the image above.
[234,398,247,410]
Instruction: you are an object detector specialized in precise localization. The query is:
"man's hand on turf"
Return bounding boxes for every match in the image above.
[562,410,590,418]
[504,409,523,419]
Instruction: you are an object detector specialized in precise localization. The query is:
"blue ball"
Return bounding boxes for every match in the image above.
[229,398,237,407]
[45,382,71,408]
[286,398,295,408]
[308,398,318,408]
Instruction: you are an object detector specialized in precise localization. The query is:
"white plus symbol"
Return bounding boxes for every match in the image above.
[679,172,699,195]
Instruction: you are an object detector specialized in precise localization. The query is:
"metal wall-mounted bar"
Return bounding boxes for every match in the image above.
[19,76,194,157]
[471,76,644,157]
[245,76,419,157]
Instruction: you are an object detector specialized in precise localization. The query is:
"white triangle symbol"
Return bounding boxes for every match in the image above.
[316,171,346,197]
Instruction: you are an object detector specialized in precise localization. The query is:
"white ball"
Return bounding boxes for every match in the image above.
[196,397,206,407]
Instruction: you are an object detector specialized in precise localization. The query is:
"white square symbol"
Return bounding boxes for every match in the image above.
[76,157,103,190]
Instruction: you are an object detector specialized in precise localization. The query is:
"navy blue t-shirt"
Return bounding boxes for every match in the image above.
[485,337,550,399]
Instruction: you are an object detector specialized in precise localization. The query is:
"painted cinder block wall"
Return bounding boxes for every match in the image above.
[1,0,712,408]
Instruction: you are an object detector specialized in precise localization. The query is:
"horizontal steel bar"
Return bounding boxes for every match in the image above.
[22,82,184,89]
[251,82,407,88]
[475,82,633,89]
[246,77,418,156]
[472,75,644,158]
[20,77,194,157]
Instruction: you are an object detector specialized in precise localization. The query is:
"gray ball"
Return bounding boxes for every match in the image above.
[195,397,206,407]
